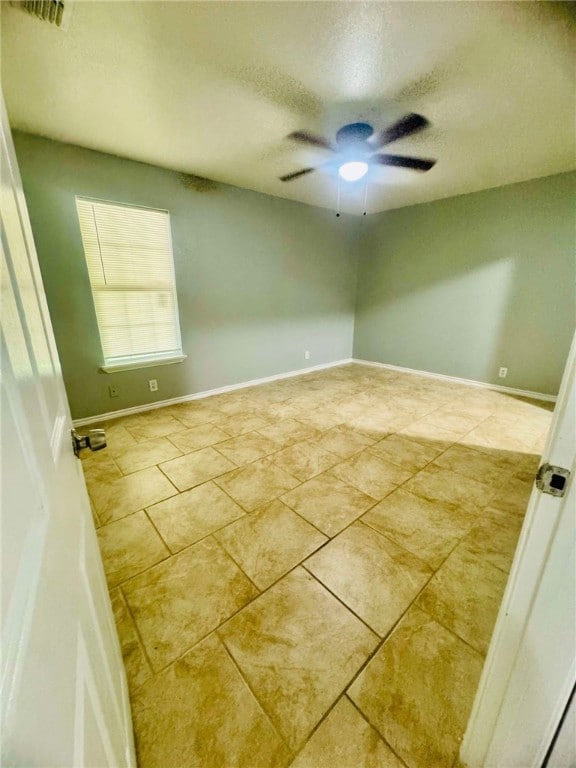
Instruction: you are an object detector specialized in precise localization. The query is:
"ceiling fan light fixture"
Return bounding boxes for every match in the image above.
[338,161,368,182]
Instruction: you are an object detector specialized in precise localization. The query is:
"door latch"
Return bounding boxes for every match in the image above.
[71,428,107,457]
[535,463,570,498]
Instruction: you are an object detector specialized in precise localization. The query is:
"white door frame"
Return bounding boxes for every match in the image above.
[461,331,576,766]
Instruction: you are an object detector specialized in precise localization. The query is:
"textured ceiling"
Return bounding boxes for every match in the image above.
[2,1,575,214]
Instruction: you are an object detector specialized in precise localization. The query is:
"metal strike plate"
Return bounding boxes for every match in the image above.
[535,463,570,498]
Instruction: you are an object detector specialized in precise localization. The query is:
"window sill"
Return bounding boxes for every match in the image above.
[100,354,187,373]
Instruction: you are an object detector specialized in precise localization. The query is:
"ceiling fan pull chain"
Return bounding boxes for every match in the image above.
[336,174,341,218]
[362,178,369,216]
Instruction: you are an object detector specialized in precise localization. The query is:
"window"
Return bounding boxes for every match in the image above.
[76,198,185,372]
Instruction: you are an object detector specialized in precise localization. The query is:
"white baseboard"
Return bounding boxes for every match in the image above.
[352,358,557,403]
[73,355,556,426]
[72,358,354,426]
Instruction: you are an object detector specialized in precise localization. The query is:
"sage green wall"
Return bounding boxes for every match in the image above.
[14,132,358,419]
[15,131,575,416]
[354,172,576,396]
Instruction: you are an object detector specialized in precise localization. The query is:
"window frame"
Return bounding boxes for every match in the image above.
[75,196,186,373]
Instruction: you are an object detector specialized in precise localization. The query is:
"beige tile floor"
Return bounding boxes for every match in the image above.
[83,363,553,768]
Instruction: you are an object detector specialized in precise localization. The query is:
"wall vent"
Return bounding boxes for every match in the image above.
[12,1,71,28]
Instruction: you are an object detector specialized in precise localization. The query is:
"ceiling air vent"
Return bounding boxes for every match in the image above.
[13,0,71,28]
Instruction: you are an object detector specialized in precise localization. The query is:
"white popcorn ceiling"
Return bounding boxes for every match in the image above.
[2,1,575,215]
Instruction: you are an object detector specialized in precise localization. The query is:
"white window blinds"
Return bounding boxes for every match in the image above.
[76,198,183,370]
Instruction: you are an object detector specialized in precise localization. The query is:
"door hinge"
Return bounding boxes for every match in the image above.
[535,463,570,498]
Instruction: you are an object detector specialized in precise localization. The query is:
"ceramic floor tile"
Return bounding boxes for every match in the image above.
[124,538,258,670]
[111,589,152,692]
[114,437,182,475]
[483,505,525,533]
[305,522,432,636]
[207,393,254,416]
[462,417,542,455]
[368,434,442,473]
[215,431,280,465]
[215,499,327,589]
[460,520,522,573]
[516,453,542,475]
[82,451,123,486]
[166,423,230,454]
[513,464,538,483]
[431,443,516,488]
[219,567,379,751]
[389,393,441,418]
[97,422,139,454]
[344,411,410,441]
[488,475,534,516]
[159,447,236,491]
[146,481,245,553]
[267,400,311,420]
[258,418,320,448]
[89,466,178,524]
[84,365,535,764]
[281,473,377,537]
[90,501,100,529]
[132,634,291,768]
[125,413,187,442]
[397,421,459,451]
[313,425,376,459]
[97,511,169,587]
[167,403,220,429]
[214,458,300,511]
[290,696,403,768]
[334,393,383,420]
[219,412,273,437]
[271,440,340,482]
[296,409,344,432]
[415,544,508,654]
[415,410,482,436]
[362,488,477,569]
[403,464,495,513]
[447,400,497,422]
[329,450,412,500]
[348,605,484,768]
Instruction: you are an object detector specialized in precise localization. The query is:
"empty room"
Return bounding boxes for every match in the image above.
[2,2,575,767]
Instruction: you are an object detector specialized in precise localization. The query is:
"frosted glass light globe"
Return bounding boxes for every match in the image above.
[338,161,369,181]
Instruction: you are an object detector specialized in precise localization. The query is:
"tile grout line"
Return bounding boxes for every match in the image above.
[90,367,549,762]
[117,585,156,683]
[334,575,488,759]
[301,566,386,638]
[97,409,510,591]
[343,693,412,768]
[418,606,488,661]
[209,534,262,594]
[216,635,295,759]
[116,465,510,604]
[142,508,172,557]
[92,420,525,588]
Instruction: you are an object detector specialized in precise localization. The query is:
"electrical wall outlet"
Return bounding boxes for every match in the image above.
[499,367,508,379]
[109,385,119,398]
[148,379,158,392]
[305,350,311,360]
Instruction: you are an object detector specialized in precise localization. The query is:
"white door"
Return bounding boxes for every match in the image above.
[0,96,135,766]
[461,331,576,767]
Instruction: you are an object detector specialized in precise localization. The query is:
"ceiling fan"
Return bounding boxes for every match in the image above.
[279,113,436,183]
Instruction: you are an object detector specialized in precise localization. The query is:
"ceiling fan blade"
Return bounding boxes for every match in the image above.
[287,131,334,151]
[374,154,436,172]
[279,167,316,182]
[375,113,430,148]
